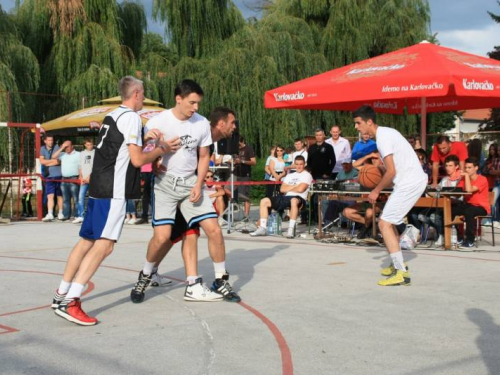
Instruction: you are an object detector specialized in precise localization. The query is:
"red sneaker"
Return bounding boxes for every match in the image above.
[55,298,98,326]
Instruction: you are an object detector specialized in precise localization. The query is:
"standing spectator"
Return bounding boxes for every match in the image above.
[484,144,500,227]
[351,132,377,161]
[307,128,336,180]
[415,149,431,181]
[264,146,276,180]
[283,146,294,169]
[234,136,256,219]
[52,140,80,220]
[135,162,153,224]
[430,135,468,187]
[467,139,485,172]
[288,138,308,173]
[125,199,138,224]
[326,125,351,179]
[21,175,33,217]
[267,145,286,198]
[41,135,64,221]
[73,139,94,224]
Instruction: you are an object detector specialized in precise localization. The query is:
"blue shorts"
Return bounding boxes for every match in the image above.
[45,177,62,197]
[80,198,126,241]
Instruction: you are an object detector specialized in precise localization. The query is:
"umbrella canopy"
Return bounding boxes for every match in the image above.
[265,41,500,114]
[42,98,164,136]
[98,96,163,106]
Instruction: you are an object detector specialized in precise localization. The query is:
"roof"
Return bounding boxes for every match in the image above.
[462,109,491,121]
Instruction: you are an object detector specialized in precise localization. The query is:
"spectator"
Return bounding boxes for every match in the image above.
[234,136,256,219]
[204,171,226,214]
[483,143,498,188]
[326,125,351,179]
[21,175,33,217]
[415,148,431,181]
[288,138,308,173]
[484,144,500,228]
[267,145,286,198]
[430,135,468,187]
[264,146,276,180]
[74,138,94,224]
[250,155,312,238]
[453,157,491,247]
[351,132,377,161]
[125,199,139,224]
[307,128,336,180]
[467,139,485,172]
[52,140,80,220]
[283,146,294,169]
[40,135,64,221]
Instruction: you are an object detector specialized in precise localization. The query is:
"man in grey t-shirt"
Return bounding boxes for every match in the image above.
[73,138,95,223]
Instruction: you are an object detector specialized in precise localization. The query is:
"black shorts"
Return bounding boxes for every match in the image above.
[270,195,305,212]
[171,210,200,244]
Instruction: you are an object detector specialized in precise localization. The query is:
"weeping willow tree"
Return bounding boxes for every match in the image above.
[0,4,40,170]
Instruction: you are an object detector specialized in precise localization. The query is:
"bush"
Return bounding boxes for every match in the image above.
[250,158,267,204]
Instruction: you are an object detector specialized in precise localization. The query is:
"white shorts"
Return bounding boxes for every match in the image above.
[381,179,427,225]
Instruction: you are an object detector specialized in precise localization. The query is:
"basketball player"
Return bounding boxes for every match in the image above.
[353,105,427,286]
[130,81,240,303]
[51,76,179,325]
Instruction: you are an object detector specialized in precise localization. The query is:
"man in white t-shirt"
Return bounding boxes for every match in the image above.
[131,80,240,303]
[251,155,312,238]
[353,105,427,286]
[326,125,351,179]
[288,138,308,174]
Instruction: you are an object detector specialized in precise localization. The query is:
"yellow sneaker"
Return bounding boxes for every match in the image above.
[378,270,411,286]
[380,262,409,276]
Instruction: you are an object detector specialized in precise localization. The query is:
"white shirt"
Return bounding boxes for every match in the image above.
[205,185,217,203]
[282,170,313,200]
[145,109,212,177]
[291,150,308,164]
[376,127,427,188]
[326,137,351,173]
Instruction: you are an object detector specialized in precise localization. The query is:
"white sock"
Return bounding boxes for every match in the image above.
[289,219,297,229]
[48,209,53,215]
[58,280,71,294]
[66,283,85,300]
[152,266,159,274]
[142,261,156,276]
[390,252,406,272]
[187,276,198,285]
[213,261,226,279]
[260,218,267,228]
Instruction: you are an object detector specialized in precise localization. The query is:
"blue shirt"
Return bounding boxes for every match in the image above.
[336,168,359,181]
[59,151,81,177]
[40,145,61,177]
[351,139,377,160]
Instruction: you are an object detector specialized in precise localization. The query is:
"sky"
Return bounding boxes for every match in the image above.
[1,0,499,57]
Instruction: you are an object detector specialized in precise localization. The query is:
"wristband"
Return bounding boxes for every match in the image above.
[159,144,167,152]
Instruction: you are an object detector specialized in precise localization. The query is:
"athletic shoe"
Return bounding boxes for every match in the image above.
[150,271,173,287]
[54,298,98,326]
[461,241,475,248]
[286,224,296,239]
[494,221,500,229]
[134,218,148,225]
[380,262,409,277]
[123,218,130,224]
[212,273,241,302]
[434,235,444,247]
[130,271,152,303]
[51,289,67,309]
[127,218,138,225]
[378,270,411,286]
[72,217,83,224]
[184,278,223,302]
[250,226,267,237]
[356,226,370,239]
[57,212,65,220]
[42,213,54,222]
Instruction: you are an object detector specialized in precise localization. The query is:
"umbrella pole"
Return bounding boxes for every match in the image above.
[421,97,427,150]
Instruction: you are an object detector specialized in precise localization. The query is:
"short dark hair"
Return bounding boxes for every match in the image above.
[209,106,235,127]
[174,79,204,98]
[44,135,54,141]
[239,136,245,144]
[294,137,304,144]
[314,128,325,135]
[444,154,459,166]
[294,155,305,163]
[436,135,451,144]
[84,138,93,144]
[415,148,427,161]
[465,156,479,167]
[352,105,376,123]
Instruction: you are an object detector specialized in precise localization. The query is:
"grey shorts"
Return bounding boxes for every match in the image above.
[236,176,251,202]
[152,174,217,228]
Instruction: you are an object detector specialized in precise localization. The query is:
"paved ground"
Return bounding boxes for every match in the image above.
[0,219,499,375]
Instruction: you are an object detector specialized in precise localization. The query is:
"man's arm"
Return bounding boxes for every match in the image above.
[40,155,59,167]
[368,154,395,203]
[459,160,465,172]
[51,141,70,159]
[431,161,440,186]
[280,182,309,194]
[460,173,478,193]
[190,146,210,203]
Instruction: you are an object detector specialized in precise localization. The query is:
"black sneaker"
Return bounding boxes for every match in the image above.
[130,271,152,303]
[212,273,241,302]
[461,241,475,248]
[356,226,370,239]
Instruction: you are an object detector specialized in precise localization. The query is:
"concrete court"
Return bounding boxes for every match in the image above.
[0,221,499,375]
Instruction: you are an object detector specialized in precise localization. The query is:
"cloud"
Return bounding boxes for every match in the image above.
[436,23,500,57]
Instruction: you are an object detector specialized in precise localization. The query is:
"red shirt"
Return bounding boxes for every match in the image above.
[458,175,491,214]
[430,142,468,164]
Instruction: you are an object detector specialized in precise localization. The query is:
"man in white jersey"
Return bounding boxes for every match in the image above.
[353,105,427,286]
[51,76,177,325]
[131,80,239,303]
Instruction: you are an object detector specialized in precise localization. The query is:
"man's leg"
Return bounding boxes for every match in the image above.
[250,198,272,236]
[343,205,365,225]
[77,184,87,218]
[44,193,55,220]
[56,183,63,219]
[286,198,301,238]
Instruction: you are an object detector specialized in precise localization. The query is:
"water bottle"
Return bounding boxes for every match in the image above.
[272,213,278,235]
[267,213,275,235]
[451,226,458,249]
[276,214,282,235]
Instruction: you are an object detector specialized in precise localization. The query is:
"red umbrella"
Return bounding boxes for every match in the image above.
[264,41,500,147]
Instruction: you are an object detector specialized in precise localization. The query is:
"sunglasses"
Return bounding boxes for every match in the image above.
[276,149,284,152]
[205,175,214,179]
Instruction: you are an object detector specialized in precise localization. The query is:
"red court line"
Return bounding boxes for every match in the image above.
[0,324,19,335]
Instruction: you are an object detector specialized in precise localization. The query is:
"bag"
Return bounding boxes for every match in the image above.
[399,224,420,250]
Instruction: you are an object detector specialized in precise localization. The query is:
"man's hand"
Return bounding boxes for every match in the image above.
[152,157,166,176]
[430,182,438,189]
[159,137,181,154]
[189,185,202,203]
[368,189,380,204]
[145,129,162,142]
[61,140,71,150]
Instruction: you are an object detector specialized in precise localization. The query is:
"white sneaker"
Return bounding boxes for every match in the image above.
[124,218,130,224]
[42,213,54,222]
[494,221,500,229]
[184,278,223,302]
[286,225,296,239]
[128,218,138,225]
[72,217,83,224]
[57,212,65,220]
[434,234,444,247]
[151,272,173,287]
[250,226,267,236]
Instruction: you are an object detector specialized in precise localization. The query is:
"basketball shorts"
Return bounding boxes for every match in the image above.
[270,195,305,212]
[381,178,427,225]
[152,173,217,228]
[171,210,201,245]
[79,198,126,241]
[45,177,62,197]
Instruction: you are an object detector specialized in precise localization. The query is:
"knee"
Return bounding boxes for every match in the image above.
[378,219,391,232]
[154,228,171,244]
[260,198,271,208]
[203,219,222,238]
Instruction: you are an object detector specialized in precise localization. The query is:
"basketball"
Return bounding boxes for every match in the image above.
[358,165,382,189]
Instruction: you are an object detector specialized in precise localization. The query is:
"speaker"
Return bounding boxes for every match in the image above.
[217,120,240,155]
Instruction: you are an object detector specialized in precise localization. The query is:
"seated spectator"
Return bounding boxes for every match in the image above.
[250,156,312,238]
[351,132,377,161]
[204,171,225,214]
[452,157,491,247]
[430,135,468,187]
[343,202,384,239]
[415,148,431,181]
